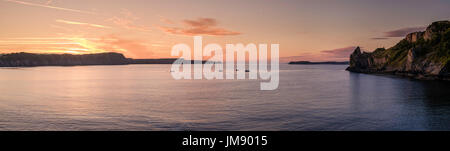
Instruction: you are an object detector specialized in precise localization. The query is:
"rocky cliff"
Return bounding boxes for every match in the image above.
[347,21,450,80]
[0,52,130,67]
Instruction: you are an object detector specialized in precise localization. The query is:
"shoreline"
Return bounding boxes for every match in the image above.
[346,68,450,81]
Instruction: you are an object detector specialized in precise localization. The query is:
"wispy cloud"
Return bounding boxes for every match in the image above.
[0,36,137,55]
[0,41,79,45]
[109,17,151,32]
[108,9,152,32]
[321,46,358,58]
[383,26,426,37]
[0,37,84,54]
[4,0,96,14]
[370,37,390,40]
[56,19,111,29]
[370,26,427,40]
[159,18,241,36]
[1,37,117,42]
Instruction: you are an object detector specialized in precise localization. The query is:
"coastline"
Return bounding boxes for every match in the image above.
[346,21,450,81]
[346,67,450,81]
[0,52,180,67]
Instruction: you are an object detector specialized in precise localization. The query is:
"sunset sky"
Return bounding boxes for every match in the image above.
[1,0,449,62]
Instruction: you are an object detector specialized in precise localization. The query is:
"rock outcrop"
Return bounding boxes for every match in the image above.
[347,21,450,80]
[406,32,424,43]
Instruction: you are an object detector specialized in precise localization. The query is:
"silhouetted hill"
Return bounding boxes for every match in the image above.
[130,59,177,64]
[130,59,207,64]
[0,52,129,67]
[0,52,212,67]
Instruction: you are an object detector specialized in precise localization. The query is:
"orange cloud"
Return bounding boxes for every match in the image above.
[56,19,111,29]
[183,18,217,27]
[159,18,241,36]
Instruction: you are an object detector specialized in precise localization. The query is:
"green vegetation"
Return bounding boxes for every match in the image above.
[348,21,450,77]
[373,21,450,67]
[436,28,450,64]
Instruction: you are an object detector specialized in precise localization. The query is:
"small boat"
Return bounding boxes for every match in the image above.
[235,69,250,72]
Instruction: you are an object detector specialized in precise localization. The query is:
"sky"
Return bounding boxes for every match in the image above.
[1,0,449,62]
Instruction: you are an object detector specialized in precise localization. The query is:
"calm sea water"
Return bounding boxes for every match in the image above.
[1,64,450,131]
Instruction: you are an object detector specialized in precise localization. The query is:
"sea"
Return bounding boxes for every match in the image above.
[1,64,450,130]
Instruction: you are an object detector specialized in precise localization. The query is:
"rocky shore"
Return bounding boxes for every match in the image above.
[346,21,450,80]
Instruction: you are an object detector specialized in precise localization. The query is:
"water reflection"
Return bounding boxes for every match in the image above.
[349,72,450,130]
[1,64,450,130]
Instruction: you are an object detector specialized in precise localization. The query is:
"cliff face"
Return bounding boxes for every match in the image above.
[0,52,130,67]
[347,21,450,80]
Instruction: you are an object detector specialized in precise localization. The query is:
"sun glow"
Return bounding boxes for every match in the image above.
[70,38,108,54]
[0,37,115,55]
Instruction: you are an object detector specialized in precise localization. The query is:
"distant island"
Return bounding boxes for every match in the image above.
[130,58,178,64]
[0,52,180,67]
[347,20,450,80]
[289,61,349,65]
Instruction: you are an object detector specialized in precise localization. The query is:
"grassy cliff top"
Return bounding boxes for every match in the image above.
[371,21,450,66]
